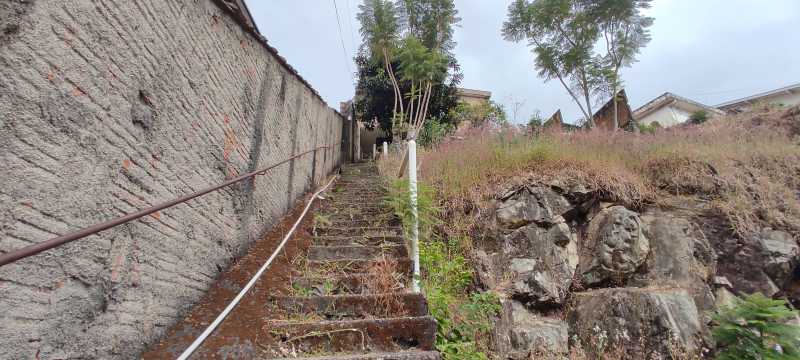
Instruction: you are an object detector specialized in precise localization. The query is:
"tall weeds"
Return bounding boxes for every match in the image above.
[420,107,800,237]
[382,178,500,359]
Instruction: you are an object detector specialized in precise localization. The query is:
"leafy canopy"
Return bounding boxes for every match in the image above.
[358,0,401,62]
[502,0,652,127]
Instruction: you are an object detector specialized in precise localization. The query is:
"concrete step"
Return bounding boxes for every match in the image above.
[308,245,406,261]
[269,350,441,360]
[290,273,407,295]
[328,193,386,199]
[314,226,403,237]
[265,293,427,321]
[263,316,437,356]
[312,235,404,247]
[324,209,394,218]
[321,219,399,229]
[304,258,412,277]
[324,211,394,219]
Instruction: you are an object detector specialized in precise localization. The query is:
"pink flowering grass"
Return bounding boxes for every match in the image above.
[415,107,800,236]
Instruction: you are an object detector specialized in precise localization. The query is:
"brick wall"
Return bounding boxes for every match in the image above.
[0,1,343,358]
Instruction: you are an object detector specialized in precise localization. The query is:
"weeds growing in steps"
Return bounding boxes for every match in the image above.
[383,179,501,359]
[417,106,800,238]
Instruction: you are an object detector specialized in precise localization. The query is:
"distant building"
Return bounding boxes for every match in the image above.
[716,82,800,113]
[456,88,492,106]
[543,109,564,128]
[633,92,724,128]
[593,89,634,130]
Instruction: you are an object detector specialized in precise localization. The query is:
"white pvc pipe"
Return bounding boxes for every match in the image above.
[382,141,388,157]
[176,176,338,360]
[407,139,420,293]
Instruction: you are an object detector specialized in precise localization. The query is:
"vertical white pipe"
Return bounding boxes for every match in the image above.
[383,141,388,157]
[407,139,420,293]
[373,143,377,160]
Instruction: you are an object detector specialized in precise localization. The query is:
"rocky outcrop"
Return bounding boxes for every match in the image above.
[496,186,572,228]
[579,206,650,286]
[568,288,704,357]
[757,228,799,287]
[479,183,725,358]
[477,180,800,358]
[485,187,579,309]
[493,300,569,359]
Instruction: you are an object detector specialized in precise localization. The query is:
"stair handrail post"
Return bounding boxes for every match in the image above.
[407,137,420,293]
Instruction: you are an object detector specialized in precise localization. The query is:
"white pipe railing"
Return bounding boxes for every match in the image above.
[176,176,337,360]
[407,139,420,293]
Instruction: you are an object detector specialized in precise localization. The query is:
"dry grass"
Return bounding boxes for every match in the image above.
[413,106,800,238]
[364,255,408,316]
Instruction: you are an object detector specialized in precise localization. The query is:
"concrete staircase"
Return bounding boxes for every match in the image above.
[260,163,439,359]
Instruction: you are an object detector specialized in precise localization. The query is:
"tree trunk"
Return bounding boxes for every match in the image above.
[417,82,433,133]
[612,85,619,131]
[584,90,594,129]
[555,73,591,125]
[384,50,404,117]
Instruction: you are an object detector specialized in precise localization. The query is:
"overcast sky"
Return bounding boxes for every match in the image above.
[245,0,800,124]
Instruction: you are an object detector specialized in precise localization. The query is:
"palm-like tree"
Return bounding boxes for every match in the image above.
[397,36,447,135]
[358,0,404,132]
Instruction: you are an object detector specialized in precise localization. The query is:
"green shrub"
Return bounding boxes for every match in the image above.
[419,117,454,147]
[384,179,500,359]
[712,293,800,359]
[637,120,662,134]
[689,110,709,124]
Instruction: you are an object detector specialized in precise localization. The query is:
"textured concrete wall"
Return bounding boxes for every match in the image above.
[0,1,343,358]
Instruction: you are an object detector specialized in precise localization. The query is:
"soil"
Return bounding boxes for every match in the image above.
[142,189,329,359]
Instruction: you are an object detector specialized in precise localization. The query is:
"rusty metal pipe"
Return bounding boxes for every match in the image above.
[0,144,338,267]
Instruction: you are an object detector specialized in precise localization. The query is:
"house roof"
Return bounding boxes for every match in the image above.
[633,92,723,120]
[543,109,563,127]
[716,82,800,110]
[592,89,635,128]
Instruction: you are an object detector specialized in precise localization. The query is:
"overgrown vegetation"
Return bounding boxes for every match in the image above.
[449,100,508,127]
[689,110,709,124]
[356,0,462,139]
[418,117,454,147]
[712,293,800,359]
[419,106,800,238]
[384,179,501,359]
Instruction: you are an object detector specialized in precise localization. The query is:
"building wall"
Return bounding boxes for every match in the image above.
[638,105,691,128]
[0,1,343,358]
[594,104,634,130]
[458,95,490,107]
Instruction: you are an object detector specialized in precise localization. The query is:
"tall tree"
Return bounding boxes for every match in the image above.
[357,0,462,139]
[593,0,653,130]
[397,36,449,135]
[503,0,652,129]
[358,0,404,131]
[503,0,602,127]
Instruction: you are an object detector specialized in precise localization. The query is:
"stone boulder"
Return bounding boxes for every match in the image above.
[756,228,799,286]
[568,288,704,358]
[493,300,569,359]
[503,217,578,308]
[631,210,717,314]
[496,186,572,228]
[579,206,650,286]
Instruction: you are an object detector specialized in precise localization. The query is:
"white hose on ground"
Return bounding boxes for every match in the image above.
[176,175,338,360]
